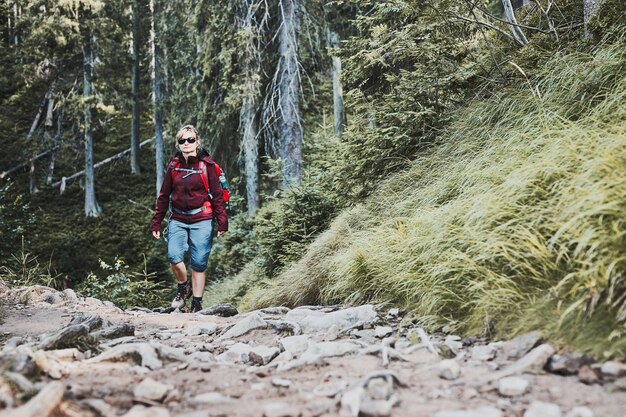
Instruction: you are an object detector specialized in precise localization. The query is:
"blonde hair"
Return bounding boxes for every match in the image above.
[174,124,202,151]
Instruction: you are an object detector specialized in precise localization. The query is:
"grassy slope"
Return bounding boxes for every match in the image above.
[237,41,626,357]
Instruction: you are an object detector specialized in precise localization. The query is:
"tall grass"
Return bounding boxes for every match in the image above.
[242,39,626,357]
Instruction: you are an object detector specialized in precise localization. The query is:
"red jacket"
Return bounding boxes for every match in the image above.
[150,150,228,233]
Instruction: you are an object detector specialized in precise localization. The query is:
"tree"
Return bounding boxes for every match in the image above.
[276,0,303,186]
[327,29,346,137]
[501,0,528,46]
[584,0,603,37]
[150,0,165,196]
[130,0,142,175]
[80,5,102,217]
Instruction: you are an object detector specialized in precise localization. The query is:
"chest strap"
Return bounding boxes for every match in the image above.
[171,206,208,216]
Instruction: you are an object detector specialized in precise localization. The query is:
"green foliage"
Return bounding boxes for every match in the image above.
[0,180,35,258]
[0,237,63,289]
[245,36,626,356]
[78,256,169,309]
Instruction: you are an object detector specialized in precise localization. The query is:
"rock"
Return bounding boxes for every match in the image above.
[68,315,109,331]
[360,400,392,417]
[271,378,292,388]
[444,335,463,354]
[608,377,626,392]
[387,308,400,317]
[438,359,461,380]
[285,305,378,333]
[191,392,233,404]
[215,342,252,363]
[523,402,561,417]
[82,398,119,417]
[471,344,498,361]
[279,335,312,356]
[92,324,136,339]
[366,378,393,401]
[184,323,217,336]
[187,352,214,363]
[546,354,594,375]
[305,398,335,417]
[249,346,280,366]
[300,341,360,362]
[501,331,542,360]
[62,288,79,302]
[266,320,302,335]
[262,402,301,417]
[577,365,600,385]
[134,378,172,402]
[341,386,365,417]
[497,376,529,396]
[375,326,393,338]
[198,303,239,317]
[1,381,65,417]
[564,407,594,417]
[324,324,340,341]
[260,307,291,315]
[121,405,170,417]
[353,329,377,343]
[39,324,90,350]
[475,344,555,386]
[217,313,267,340]
[86,343,162,370]
[0,377,15,408]
[33,350,64,379]
[432,406,503,417]
[4,336,25,349]
[600,361,626,378]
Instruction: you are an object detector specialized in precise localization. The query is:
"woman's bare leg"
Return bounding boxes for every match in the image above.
[191,269,206,298]
[171,262,187,284]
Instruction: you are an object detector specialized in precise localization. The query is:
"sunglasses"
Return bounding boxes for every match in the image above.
[178,137,197,144]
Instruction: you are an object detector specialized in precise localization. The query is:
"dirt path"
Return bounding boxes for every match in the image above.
[0,284,624,417]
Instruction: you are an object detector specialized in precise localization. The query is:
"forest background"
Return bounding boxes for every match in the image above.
[1,0,625,357]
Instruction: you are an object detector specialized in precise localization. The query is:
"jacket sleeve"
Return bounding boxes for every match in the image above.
[150,164,173,232]
[207,163,228,232]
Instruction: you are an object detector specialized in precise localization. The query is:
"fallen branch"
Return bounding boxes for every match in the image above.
[50,138,154,192]
[0,146,60,179]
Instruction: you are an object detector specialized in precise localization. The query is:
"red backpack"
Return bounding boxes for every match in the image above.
[171,160,231,211]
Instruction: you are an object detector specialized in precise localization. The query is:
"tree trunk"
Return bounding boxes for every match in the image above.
[278,0,303,186]
[82,26,102,217]
[44,89,55,185]
[150,0,165,197]
[130,0,141,175]
[327,30,346,137]
[583,0,602,37]
[501,0,528,46]
[238,0,264,215]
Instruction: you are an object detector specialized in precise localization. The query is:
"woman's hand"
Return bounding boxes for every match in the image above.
[217,231,226,238]
[152,230,160,240]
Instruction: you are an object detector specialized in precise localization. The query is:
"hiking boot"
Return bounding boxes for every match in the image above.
[171,280,191,309]
[190,297,203,313]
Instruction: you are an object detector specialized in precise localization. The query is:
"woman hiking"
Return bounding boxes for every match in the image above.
[150,125,228,313]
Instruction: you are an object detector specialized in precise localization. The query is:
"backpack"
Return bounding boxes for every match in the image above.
[171,160,231,211]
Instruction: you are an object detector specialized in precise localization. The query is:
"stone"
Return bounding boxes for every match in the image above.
[215,342,252,364]
[546,354,594,375]
[501,331,542,360]
[187,352,215,363]
[600,361,626,378]
[86,343,162,370]
[133,378,172,402]
[249,345,281,366]
[279,335,312,356]
[438,359,461,380]
[523,401,561,417]
[121,405,170,417]
[354,329,377,343]
[360,400,392,417]
[271,378,292,388]
[198,303,239,317]
[387,308,400,317]
[4,336,24,349]
[432,406,503,417]
[444,335,463,354]
[475,344,555,386]
[471,344,498,361]
[191,392,233,404]
[217,313,267,340]
[300,341,360,362]
[577,365,600,385]
[564,407,594,417]
[366,378,393,401]
[184,323,217,336]
[324,324,340,341]
[62,288,79,302]
[497,376,529,396]
[341,386,365,417]
[375,326,393,338]
[262,402,301,417]
[285,305,377,333]
[609,377,626,392]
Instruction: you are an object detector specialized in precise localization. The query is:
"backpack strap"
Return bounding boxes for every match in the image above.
[199,161,212,199]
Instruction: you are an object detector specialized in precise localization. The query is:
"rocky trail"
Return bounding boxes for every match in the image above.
[0,283,625,417]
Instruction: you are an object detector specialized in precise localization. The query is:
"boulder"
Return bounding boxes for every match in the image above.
[497,376,529,396]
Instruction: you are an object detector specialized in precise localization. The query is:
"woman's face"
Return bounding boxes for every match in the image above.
[178,132,199,153]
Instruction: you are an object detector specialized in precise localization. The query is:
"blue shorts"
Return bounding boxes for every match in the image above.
[167,219,214,272]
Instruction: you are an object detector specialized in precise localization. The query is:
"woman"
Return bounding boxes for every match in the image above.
[150,125,228,313]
